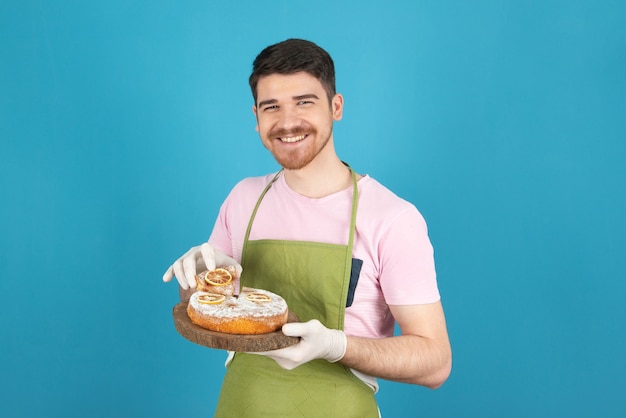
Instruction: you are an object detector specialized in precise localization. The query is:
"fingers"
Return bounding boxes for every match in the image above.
[214,249,243,277]
[181,253,198,289]
[246,347,289,357]
[170,257,190,290]
[281,319,322,337]
[162,265,174,283]
[164,245,203,290]
[200,243,216,271]
[245,348,300,370]
[162,243,243,290]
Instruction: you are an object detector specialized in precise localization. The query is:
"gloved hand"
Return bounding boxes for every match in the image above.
[248,319,347,370]
[162,242,242,290]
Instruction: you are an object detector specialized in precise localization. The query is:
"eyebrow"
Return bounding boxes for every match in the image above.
[293,94,319,101]
[257,99,277,108]
[257,94,320,108]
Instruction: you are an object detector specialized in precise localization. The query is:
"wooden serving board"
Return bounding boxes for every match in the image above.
[172,302,300,352]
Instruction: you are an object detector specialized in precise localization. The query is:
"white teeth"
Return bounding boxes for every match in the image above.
[279,135,306,143]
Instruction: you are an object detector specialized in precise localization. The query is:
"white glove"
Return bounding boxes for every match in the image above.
[248,319,347,370]
[162,242,242,290]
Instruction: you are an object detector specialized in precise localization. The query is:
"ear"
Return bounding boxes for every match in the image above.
[332,94,344,121]
[252,105,259,132]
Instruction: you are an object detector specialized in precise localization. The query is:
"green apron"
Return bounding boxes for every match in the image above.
[214,168,378,418]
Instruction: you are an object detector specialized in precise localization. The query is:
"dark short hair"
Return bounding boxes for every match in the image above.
[249,39,336,104]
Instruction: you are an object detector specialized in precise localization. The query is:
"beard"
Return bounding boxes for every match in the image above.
[265,124,333,170]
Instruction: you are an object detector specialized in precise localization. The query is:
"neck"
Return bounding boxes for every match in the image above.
[283,142,353,198]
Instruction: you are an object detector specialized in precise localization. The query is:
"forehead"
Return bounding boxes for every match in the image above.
[256,72,325,102]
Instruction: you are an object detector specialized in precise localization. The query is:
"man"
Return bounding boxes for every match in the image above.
[163,38,451,417]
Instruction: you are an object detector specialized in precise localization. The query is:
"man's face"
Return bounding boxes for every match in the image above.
[253,72,343,170]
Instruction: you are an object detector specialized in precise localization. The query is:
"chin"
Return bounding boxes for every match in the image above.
[272,152,315,170]
[277,160,309,170]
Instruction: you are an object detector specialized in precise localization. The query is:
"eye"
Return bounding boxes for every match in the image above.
[263,105,279,112]
[297,100,314,106]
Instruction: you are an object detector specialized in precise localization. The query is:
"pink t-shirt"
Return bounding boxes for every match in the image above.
[209,172,440,339]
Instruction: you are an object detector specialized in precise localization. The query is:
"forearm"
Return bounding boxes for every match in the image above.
[340,334,452,389]
[250,303,452,387]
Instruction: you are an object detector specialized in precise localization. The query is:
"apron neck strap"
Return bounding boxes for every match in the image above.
[347,165,358,250]
[241,165,359,262]
[242,170,282,246]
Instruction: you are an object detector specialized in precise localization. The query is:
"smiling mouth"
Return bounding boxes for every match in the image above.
[278,134,307,143]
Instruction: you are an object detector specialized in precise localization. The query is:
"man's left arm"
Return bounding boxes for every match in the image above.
[248,301,451,389]
[340,301,451,389]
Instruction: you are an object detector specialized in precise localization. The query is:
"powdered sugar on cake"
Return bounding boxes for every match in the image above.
[189,287,287,319]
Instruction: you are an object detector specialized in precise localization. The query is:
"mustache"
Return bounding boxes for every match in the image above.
[268,126,316,138]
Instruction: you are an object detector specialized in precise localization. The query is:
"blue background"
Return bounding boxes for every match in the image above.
[2,1,625,417]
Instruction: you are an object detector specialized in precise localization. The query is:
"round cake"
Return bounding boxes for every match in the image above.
[187,287,289,335]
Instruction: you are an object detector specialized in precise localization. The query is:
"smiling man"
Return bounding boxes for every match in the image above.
[163,38,451,417]
[254,72,341,171]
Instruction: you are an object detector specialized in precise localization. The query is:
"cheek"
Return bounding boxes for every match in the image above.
[255,119,268,135]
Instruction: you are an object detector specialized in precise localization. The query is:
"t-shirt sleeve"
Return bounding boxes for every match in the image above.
[207,176,269,263]
[207,181,244,261]
[208,199,233,259]
[378,206,440,305]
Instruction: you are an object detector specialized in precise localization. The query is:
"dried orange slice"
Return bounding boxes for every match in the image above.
[246,292,271,302]
[204,268,233,286]
[197,292,226,304]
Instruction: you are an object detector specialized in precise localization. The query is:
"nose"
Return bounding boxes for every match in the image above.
[276,106,299,130]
